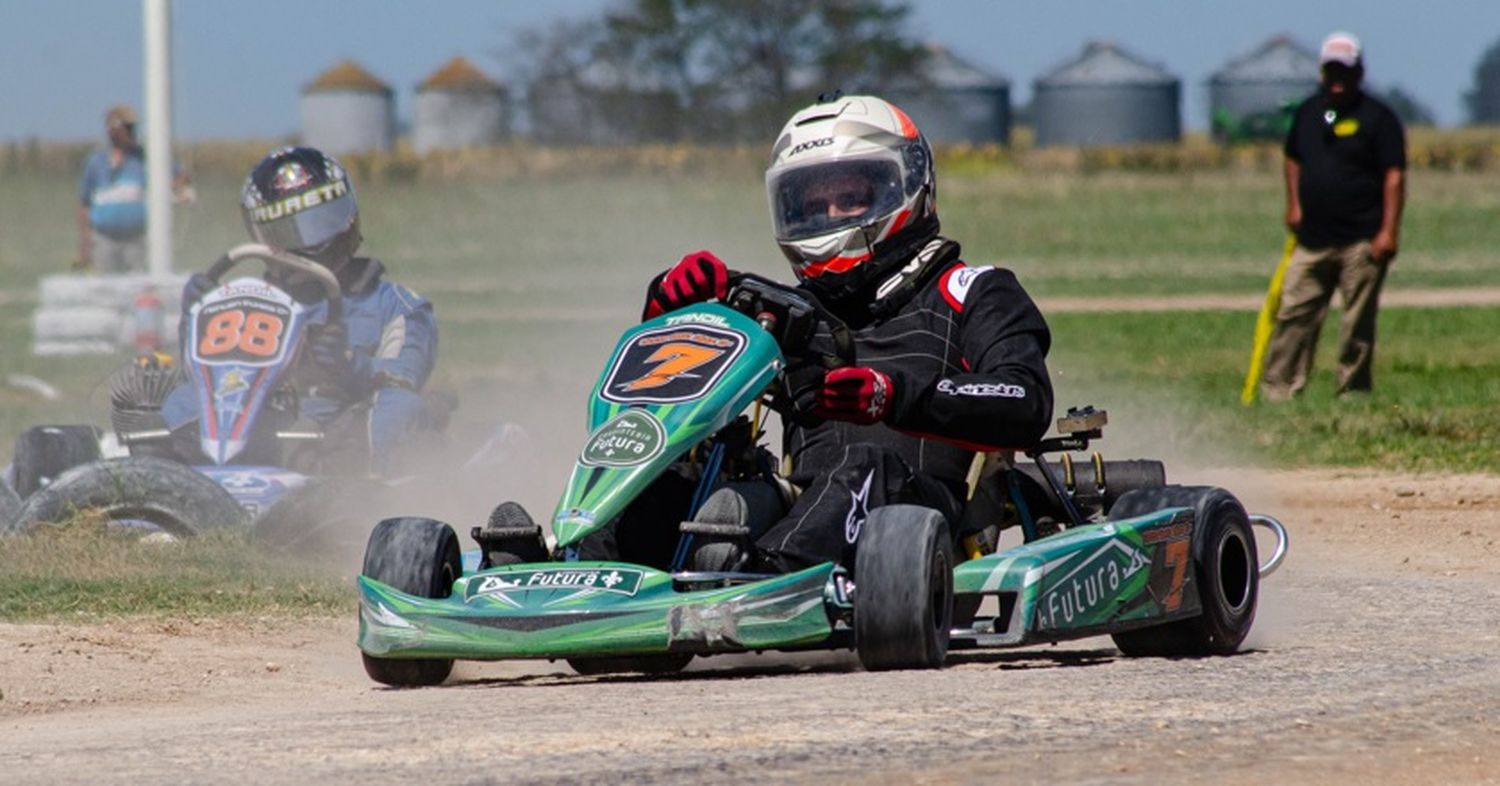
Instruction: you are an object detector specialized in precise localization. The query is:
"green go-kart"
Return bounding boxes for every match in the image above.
[356,275,1288,686]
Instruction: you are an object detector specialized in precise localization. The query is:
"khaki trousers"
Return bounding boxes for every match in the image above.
[90,230,147,274]
[1262,240,1389,398]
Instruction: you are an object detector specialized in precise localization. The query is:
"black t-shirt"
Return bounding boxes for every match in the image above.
[1284,91,1406,248]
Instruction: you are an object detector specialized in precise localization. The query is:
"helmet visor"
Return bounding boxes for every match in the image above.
[769,158,904,242]
[245,183,357,252]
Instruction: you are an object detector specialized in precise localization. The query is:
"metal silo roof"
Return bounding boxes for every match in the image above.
[304,59,391,94]
[418,56,502,92]
[1036,41,1177,87]
[1210,35,1319,84]
[921,44,1009,89]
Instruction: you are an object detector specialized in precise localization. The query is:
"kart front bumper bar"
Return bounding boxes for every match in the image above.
[359,562,846,660]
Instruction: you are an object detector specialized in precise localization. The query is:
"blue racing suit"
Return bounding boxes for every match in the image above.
[163,257,437,474]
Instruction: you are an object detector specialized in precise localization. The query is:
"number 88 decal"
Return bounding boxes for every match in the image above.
[199,308,285,358]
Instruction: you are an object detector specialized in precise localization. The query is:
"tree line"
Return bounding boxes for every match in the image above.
[503,1,1500,143]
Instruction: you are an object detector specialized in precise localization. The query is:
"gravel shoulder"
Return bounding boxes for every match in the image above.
[3,468,1499,785]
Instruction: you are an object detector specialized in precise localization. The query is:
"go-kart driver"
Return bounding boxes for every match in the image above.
[589,94,1054,574]
[159,146,437,476]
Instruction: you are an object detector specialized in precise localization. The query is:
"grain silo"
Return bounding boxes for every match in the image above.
[885,44,1011,146]
[300,59,395,155]
[1209,35,1319,142]
[1033,42,1181,147]
[413,56,507,154]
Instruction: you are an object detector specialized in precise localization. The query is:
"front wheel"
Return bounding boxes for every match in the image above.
[854,505,953,671]
[16,457,247,537]
[360,517,462,687]
[1108,486,1259,657]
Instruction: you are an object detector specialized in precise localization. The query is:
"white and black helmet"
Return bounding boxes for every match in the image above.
[240,146,361,271]
[766,94,938,297]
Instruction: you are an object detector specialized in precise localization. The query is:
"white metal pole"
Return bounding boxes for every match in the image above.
[143,0,173,277]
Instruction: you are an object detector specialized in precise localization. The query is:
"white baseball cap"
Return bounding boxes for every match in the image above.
[1320,32,1362,67]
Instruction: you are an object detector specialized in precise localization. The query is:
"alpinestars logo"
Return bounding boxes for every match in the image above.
[937,379,1025,398]
[844,470,875,544]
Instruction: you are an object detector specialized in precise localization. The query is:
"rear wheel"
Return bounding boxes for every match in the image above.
[360,517,462,687]
[1108,486,1259,657]
[854,505,953,671]
[12,425,102,499]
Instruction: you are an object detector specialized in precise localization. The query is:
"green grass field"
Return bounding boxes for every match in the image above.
[0,519,349,621]
[3,166,1497,467]
[2,165,1496,618]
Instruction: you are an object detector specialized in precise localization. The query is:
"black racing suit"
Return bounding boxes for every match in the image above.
[757,238,1053,571]
[581,238,1053,573]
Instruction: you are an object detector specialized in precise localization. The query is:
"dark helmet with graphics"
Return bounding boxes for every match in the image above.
[240,146,361,272]
[765,94,938,303]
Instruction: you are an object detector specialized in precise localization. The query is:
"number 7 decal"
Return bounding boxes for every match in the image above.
[1161,538,1191,613]
[617,342,725,393]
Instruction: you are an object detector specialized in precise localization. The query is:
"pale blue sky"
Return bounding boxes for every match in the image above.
[1,0,1494,141]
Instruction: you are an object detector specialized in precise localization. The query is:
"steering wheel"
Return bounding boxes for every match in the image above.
[724,272,855,369]
[204,243,343,323]
[723,273,856,426]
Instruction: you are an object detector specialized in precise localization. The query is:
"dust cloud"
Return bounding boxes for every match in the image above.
[390,171,781,549]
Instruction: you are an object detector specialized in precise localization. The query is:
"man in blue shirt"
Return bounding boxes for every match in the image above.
[76,105,191,274]
[76,105,148,273]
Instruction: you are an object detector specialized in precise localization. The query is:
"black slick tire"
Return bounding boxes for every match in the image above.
[854,504,954,671]
[16,457,246,537]
[1107,485,1259,657]
[360,517,462,687]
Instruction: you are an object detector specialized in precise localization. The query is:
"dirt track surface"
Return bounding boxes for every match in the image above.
[4,469,1500,785]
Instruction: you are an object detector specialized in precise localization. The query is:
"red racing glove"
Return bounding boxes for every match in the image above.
[642,250,730,320]
[815,366,894,425]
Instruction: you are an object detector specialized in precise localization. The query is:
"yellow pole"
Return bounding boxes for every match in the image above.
[1241,234,1297,405]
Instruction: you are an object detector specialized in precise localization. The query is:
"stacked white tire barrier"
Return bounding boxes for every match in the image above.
[32,273,186,356]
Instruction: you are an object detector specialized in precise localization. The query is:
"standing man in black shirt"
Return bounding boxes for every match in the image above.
[1263,31,1407,400]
